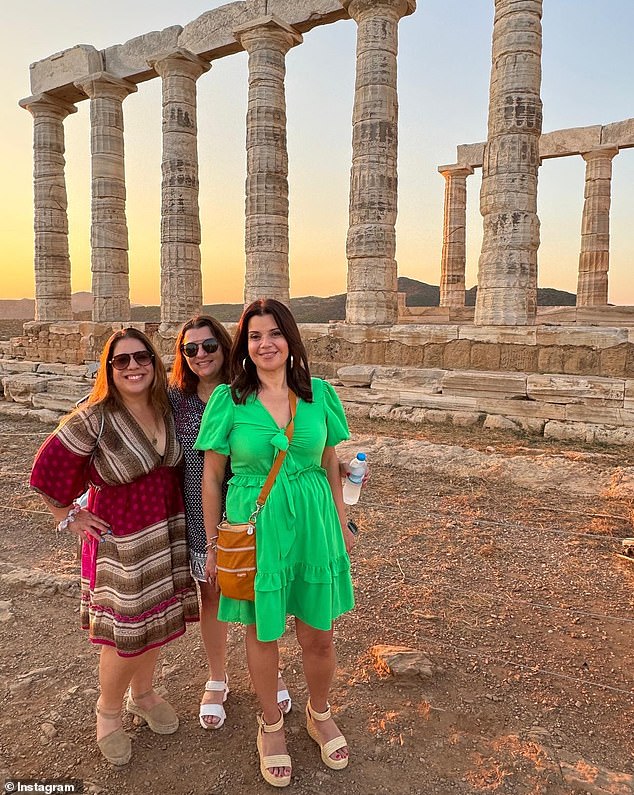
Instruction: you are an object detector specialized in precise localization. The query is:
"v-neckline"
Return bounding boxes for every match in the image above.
[254,395,296,430]
[123,404,167,459]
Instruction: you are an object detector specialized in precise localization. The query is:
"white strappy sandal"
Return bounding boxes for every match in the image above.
[277,672,292,715]
[199,676,229,729]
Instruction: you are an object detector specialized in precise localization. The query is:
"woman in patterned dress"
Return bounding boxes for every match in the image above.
[30,328,199,766]
[169,315,291,729]
[195,299,356,787]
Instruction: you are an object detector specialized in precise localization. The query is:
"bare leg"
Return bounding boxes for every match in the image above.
[198,580,228,726]
[295,619,349,762]
[246,624,290,780]
[129,647,166,711]
[97,645,141,740]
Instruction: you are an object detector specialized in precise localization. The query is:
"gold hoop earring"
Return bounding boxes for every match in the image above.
[289,355,294,369]
[242,358,248,370]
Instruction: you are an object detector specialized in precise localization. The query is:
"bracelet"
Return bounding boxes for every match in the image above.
[56,503,82,534]
[205,536,218,551]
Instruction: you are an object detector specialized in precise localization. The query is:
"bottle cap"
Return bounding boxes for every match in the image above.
[356,452,366,461]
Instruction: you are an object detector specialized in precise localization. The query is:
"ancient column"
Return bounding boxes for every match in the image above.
[234,16,302,306]
[576,145,619,307]
[342,0,416,325]
[149,50,210,325]
[474,0,543,326]
[74,72,137,322]
[19,93,77,321]
[438,163,473,308]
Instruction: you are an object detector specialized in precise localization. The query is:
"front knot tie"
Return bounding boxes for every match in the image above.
[270,430,289,452]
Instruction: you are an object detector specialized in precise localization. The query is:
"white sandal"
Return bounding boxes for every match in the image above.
[277,672,292,715]
[199,676,229,729]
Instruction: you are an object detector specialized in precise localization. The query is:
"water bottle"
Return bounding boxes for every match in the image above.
[342,452,367,505]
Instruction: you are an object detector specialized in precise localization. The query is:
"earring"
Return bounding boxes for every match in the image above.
[289,355,294,369]
[242,357,248,371]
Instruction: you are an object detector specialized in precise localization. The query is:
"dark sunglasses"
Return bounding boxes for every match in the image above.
[109,350,155,370]
[181,337,219,358]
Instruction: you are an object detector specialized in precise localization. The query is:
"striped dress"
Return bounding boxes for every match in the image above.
[30,402,199,657]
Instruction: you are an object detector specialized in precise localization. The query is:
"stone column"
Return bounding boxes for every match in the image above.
[19,93,77,321]
[438,163,473,308]
[74,72,137,322]
[234,16,302,306]
[474,0,543,326]
[149,49,210,325]
[576,145,619,307]
[342,0,416,325]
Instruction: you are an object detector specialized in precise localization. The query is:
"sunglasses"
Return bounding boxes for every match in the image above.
[181,337,219,358]
[109,350,155,370]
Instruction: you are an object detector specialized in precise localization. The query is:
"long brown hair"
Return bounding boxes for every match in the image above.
[87,328,170,417]
[169,315,233,394]
[230,298,312,404]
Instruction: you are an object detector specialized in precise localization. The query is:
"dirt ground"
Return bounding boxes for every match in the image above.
[1,412,633,795]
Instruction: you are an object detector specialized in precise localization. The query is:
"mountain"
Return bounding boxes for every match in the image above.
[0,280,577,324]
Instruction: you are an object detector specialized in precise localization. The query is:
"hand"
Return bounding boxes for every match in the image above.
[339,460,370,485]
[342,522,357,554]
[65,508,111,543]
[205,549,218,591]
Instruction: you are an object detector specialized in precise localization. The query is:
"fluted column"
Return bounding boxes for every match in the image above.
[149,49,210,324]
[234,15,302,306]
[576,145,619,307]
[342,0,416,325]
[475,0,543,326]
[74,72,137,322]
[438,163,473,307]
[19,93,77,321]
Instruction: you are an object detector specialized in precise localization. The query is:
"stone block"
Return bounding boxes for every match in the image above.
[458,326,537,345]
[536,326,628,349]
[576,305,634,325]
[31,393,77,412]
[593,426,634,446]
[425,409,452,425]
[601,117,634,147]
[389,325,459,345]
[443,339,472,370]
[470,343,501,371]
[513,416,545,435]
[45,379,92,401]
[35,363,68,375]
[3,374,57,404]
[451,411,483,427]
[104,26,182,81]
[30,45,103,97]
[422,344,444,368]
[499,344,539,372]
[544,421,596,443]
[527,374,624,405]
[535,306,577,324]
[369,404,395,420]
[30,408,62,425]
[562,347,600,375]
[371,367,445,395]
[483,415,520,432]
[625,380,634,411]
[335,386,386,405]
[268,1,346,31]
[599,344,628,377]
[537,346,564,373]
[564,404,634,428]
[340,401,371,419]
[443,370,527,400]
[0,402,26,418]
[456,142,485,167]
[337,365,376,387]
[330,324,391,345]
[539,125,602,158]
[178,2,252,59]
[0,359,37,375]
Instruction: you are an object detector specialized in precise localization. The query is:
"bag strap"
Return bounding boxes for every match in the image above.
[254,390,297,510]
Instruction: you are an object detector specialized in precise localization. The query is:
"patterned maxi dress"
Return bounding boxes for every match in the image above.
[30,403,199,657]
[194,377,355,642]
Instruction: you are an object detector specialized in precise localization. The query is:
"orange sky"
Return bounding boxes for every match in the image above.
[2,0,633,305]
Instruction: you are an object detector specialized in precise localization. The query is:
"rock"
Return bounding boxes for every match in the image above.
[370,644,436,680]
[483,414,520,431]
[605,467,634,499]
[40,722,58,739]
[560,756,634,795]
[0,599,14,622]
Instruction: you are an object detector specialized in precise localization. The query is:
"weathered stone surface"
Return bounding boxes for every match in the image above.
[625,380,634,411]
[372,366,445,395]
[483,414,520,431]
[527,374,624,405]
[476,397,565,420]
[3,374,57,403]
[438,164,473,308]
[178,3,251,58]
[560,755,634,795]
[31,394,77,412]
[540,125,602,157]
[103,26,182,81]
[337,365,376,387]
[268,0,346,31]
[389,325,459,345]
[602,117,634,148]
[536,326,628,349]
[370,644,436,680]
[456,142,485,167]
[30,45,103,98]
[0,563,79,598]
[0,359,38,375]
[442,370,527,400]
[512,416,545,434]
[458,326,537,345]
[564,404,634,427]
[451,411,483,427]
[544,420,596,443]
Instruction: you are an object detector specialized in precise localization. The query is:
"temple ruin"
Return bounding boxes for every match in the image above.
[3,0,634,445]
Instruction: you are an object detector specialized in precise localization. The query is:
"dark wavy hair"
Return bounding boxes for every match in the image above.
[87,327,170,417]
[230,299,312,404]
[169,315,233,394]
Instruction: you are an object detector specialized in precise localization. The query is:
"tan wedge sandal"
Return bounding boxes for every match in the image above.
[95,704,132,766]
[256,709,292,788]
[305,699,349,770]
[126,690,179,734]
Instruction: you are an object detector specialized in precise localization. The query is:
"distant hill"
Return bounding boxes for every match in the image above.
[0,280,577,324]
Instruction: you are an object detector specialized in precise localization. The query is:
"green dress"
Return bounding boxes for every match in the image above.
[194,377,355,642]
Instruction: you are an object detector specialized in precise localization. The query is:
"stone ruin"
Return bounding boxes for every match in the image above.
[3,0,634,445]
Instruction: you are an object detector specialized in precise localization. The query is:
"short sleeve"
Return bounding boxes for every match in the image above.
[194,383,234,455]
[30,409,98,507]
[319,379,350,447]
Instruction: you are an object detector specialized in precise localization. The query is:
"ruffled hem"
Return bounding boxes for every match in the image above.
[255,552,351,592]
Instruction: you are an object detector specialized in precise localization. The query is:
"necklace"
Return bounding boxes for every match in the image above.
[127,405,160,447]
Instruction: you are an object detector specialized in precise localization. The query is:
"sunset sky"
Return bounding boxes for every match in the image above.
[1,0,633,306]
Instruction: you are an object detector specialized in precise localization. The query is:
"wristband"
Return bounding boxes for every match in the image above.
[205,536,218,551]
[347,520,359,536]
[56,503,82,534]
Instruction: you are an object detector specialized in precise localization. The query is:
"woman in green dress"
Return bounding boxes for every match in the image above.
[195,298,355,787]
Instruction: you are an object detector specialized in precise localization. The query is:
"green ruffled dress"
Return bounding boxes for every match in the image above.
[194,377,354,642]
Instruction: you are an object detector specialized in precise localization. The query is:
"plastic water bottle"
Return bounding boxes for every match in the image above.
[343,452,367,505]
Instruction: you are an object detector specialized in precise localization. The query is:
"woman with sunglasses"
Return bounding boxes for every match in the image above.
[195,299,356,787]
[31,328,199,766]
[169,316,291,729]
